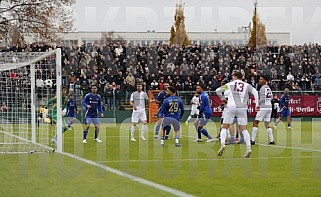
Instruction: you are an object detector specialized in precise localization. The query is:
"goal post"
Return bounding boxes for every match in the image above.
[0,49,62,154]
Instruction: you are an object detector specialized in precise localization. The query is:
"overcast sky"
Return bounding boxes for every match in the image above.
[71,0,321,44]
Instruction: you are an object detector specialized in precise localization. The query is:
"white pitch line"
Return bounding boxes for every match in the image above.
[97,155,321,163]
[62,152,194,197]
[0,130,194,197]
[182,135,321,153]
[63,136,132,139]
[256,143,321,153]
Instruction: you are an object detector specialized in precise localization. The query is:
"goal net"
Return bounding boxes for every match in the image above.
[0,49,62,154]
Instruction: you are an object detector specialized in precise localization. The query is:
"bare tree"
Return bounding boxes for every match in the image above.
[0,0,75,45]
[169,1,190,46]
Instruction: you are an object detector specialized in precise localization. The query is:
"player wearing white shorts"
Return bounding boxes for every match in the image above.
[251,75,275,145]
[219,89,238,144]
[185,93,199,126]
[215,71,259,158]
[130,83,153,141]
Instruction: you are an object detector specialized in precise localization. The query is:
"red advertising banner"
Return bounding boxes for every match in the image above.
[211,95,321,117]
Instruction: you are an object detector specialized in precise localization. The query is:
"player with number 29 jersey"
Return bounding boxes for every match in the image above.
[158,86,184,147]
[159,95,184,121]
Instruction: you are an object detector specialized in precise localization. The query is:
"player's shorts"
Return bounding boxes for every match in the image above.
[223,107,247,126]
[190,109,199,116]
[197,114,211,126]
[255,110,272,122]
[67,113,76,118]
[131,111,147,123]
[280,109,291,117]
[85,117,100,125]
[162,117,180,131]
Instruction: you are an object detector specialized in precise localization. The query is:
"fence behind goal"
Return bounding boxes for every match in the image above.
[0,49,62,154]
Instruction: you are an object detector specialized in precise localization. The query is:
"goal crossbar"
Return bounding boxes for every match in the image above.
[0,50,58,71]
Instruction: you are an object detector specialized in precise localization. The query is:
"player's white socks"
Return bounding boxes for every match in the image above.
[267,128,274,142]
[187,116,192,122]
[141,125,147,137]
[220,128,227,146]
[130,126,136,138]
[252,127,258,141]
[242,130,251,150]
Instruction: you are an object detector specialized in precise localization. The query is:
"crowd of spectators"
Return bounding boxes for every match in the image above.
[1,42,321,109]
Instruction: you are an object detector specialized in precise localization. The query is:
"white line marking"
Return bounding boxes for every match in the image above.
[97,155,321,163]
[0,130,194,197]
[63,136,132,139]
[256,143,321,153]
[182,135,321,153]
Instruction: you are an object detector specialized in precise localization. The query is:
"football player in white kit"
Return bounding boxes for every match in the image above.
[251,75,275,145]
[215,71,259,158]
[218,89,241,144]
[185,93,200,126]
[130,83,153,141]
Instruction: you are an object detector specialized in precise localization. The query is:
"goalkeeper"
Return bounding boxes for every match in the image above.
[45,86,69,144]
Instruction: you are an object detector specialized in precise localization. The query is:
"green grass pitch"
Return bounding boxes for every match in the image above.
[1,119,321,197]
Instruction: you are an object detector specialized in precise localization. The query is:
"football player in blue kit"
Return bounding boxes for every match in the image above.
[193,85,215,143]
[158,86,184,147]
[155,82,171,139]
[82,85,104,143]
[66,94,78,130]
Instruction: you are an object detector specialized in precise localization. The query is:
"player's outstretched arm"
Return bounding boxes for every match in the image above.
[155,92,162,104]
[215,86,226,100]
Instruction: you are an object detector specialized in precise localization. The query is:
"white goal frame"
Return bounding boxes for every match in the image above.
[0,48,62,153]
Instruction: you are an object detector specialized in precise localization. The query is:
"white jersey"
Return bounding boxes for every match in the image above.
[216,79,259,109]
[130,91,148,112]
[259,84,273,110]
[191,96,199,111]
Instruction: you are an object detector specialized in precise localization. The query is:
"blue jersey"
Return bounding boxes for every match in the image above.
[66,99,77,115]
[156,91,167,108]
[82,93,103,117]
[159,96,184,121]
[280,94,290,109]
[199,91,212,119]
